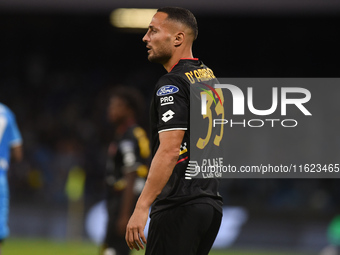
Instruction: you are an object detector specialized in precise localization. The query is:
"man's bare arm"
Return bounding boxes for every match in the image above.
[116,171,137,236]
[11,144,23,162]
[125,130,184,250]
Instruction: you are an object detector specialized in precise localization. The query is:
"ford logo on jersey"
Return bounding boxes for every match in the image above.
[156,85,179,96]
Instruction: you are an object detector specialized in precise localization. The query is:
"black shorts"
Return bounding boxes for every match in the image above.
[145,203,222,255]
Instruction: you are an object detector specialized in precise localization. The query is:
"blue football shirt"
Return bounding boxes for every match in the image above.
[0,103,22,172]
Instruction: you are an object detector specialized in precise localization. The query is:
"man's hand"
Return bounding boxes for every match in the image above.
[125,206,148,250]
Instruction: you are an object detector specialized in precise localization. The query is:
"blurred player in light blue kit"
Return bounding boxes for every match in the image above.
[0,103,23,253]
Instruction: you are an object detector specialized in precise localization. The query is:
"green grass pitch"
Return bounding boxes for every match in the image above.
[2,238,315,255]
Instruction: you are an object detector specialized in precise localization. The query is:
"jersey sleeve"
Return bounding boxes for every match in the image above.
[154,74,189,133]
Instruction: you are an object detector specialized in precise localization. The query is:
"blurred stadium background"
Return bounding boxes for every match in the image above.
[1,0,340,254]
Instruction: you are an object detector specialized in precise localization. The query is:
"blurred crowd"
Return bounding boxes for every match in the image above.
[4,56,111,205]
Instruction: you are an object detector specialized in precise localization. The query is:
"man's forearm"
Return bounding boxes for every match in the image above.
[11,144,23,162]
[120,172,137,217]
[134,146,179,210]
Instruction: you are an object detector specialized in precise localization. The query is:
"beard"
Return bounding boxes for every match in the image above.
[147,47,172,64]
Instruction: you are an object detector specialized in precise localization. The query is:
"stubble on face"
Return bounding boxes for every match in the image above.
[147,39,172,64]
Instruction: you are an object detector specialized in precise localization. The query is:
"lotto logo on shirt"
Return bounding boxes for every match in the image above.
[162,110,175,122]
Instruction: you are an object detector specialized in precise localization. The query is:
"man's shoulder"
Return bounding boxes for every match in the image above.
[0,103,9,115]
[153,73,189,99]
[155,72,187,87]
[124,125,146,139]
[0,103,15,121]
[168,59,217,86]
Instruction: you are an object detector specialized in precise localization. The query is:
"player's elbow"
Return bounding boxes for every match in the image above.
[159,144,180,163]
[168,150,180,164]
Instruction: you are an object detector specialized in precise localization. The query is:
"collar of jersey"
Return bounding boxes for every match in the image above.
[170,58,199,72]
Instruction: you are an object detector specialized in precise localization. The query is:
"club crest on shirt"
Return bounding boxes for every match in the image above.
[156,85,179,96]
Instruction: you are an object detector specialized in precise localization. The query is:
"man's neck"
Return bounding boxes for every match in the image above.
[163,50,194,72]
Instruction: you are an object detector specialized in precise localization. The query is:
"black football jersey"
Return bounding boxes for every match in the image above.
[105,125,150,200]
[150,59,223,216]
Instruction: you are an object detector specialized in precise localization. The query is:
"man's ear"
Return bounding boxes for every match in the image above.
[174,32,184,47]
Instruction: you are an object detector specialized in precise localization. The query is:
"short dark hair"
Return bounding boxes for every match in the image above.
[157,7,198,40]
